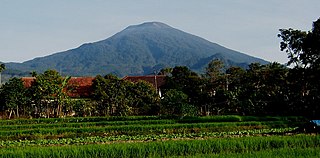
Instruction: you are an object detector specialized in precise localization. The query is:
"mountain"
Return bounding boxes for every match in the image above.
[6,22,268,77]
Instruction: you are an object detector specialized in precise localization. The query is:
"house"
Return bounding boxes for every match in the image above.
[66,77,95,98]
[21,77,95,98]
[21,75,167,98]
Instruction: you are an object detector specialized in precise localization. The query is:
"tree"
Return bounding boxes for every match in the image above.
[163,66,199,91]
[158,67,173,76]
[129,80,160,115]
[162,66,203,113]
[225,66,246,113]
[232,62,290,116]
[278,18,320,69]
[303,19,320,69]
[161,89,196,116]
[0,63,5,85]
[92,75,114,116]
[205,59,225,83]
[0,77,27,118]
[28,70,70,118]
[202,59,229,115]
[279,18,320,117]
[278,29,307,68]
[92,74,133,116]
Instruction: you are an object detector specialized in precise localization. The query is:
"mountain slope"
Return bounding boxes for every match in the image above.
[6,22,268,76]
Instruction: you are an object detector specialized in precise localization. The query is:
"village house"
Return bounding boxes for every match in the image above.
[21,77,95,98]
[21,75,166,98]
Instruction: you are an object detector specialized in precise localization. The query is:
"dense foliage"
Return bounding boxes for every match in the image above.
[278,17,320,117]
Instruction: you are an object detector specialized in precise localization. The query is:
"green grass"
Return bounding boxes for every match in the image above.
[173,147,320,158]
[0,135,318,158]
[0,119,176,131]
[0,115,305,125]
[0,116,161,125]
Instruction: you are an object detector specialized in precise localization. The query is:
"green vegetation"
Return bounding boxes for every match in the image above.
[0,115,316,157]
[0,121,296,138]
[0,115,304,141]
[0,135,319,158]
[0,128,297,148]
[177,147,320,158]
[0,115,305,125]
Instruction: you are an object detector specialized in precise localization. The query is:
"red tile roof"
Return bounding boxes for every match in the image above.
[67,77,95,98]
[21,75,167,98]
[21,77,95,98]
[21,77,35,88]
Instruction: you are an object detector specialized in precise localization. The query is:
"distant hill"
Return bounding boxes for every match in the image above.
[0,61,30,83]
[6,22,268,77]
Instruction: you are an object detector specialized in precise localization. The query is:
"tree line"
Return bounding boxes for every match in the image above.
[0,18,319,119]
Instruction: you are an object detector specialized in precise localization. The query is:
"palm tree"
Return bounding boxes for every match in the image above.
[0,63,6,85]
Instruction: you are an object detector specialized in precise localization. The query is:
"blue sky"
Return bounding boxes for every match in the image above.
[1,0,319,63]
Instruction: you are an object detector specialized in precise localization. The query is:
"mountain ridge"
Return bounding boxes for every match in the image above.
[5,22,268,77]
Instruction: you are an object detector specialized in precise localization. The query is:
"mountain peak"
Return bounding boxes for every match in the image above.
[125,22,171,30]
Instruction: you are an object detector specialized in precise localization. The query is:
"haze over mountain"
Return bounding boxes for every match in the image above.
[5,22,268,77]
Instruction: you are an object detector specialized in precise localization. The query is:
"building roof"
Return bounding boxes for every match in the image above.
[21,75,167,97]
[21,77,35,88]
[67,77,95,97]
[21,77,95,98]
[122,75,166,89]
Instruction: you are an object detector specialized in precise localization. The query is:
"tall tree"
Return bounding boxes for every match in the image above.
[0,63,5,85]
[278,18,320,117]
[0,77,27,118]
[225,66,246,113]
[278,18,320,69]
[162,66,203,112]
[28,70,70,118]
[202,59,228,115]
[92,74,133,116]
[129,80,160,115]
[205,59,225,83]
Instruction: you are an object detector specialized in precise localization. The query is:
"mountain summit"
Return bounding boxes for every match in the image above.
[7,22,268,76]
[126,22,172,29]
